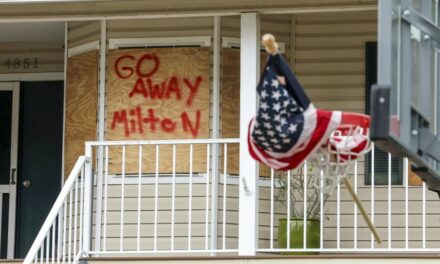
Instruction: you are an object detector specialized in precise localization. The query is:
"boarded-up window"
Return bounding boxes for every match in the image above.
[106,47,211,174]
[65,50,99,175]
[221,48,271,176]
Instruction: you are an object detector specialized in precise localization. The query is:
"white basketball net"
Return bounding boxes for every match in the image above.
[308,124,372,194]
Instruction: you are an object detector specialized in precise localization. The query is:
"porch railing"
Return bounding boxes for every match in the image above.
[23,156,91,264]
[85,138,241,255]
[258,146,440,253]
[24,140,440,263]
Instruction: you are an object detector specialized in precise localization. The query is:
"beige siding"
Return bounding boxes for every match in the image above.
[90,182,241,252]
[0,41,63,74]
[107,17,214,39]
[68,21,100,48]
[221,15,292,62]
[294,11,377,113]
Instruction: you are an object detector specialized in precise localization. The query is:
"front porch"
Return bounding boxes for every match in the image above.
[0,0,439,263]
[23,138,440,263]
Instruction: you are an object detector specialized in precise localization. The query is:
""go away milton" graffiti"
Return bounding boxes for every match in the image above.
[110,53,204,138]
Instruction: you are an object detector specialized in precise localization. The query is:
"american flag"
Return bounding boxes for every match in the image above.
[248,53,341,170]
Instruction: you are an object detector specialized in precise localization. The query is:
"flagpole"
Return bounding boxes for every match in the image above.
[342,177,382,244]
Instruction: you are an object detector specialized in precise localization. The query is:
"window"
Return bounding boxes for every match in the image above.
[364,42,403,185]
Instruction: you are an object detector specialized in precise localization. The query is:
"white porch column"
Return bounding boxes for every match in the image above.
[238,12,260,256]
[94,19,107,253]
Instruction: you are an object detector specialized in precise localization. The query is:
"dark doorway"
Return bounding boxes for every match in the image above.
[15,81,63,258]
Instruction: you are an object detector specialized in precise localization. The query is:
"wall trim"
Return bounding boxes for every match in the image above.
[107,173,280,187]
[108,36,211,49]
[67,40,100,57]
[0,72,64,81]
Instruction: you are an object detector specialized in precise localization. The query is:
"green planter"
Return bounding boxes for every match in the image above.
[278,218,320,255]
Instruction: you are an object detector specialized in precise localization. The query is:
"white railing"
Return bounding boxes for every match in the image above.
[85,138,241,255]
[257,145,439,253]
[23,156,91,264]
[25,140,440,262]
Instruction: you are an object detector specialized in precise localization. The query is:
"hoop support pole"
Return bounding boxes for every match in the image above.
[342,177,382,244]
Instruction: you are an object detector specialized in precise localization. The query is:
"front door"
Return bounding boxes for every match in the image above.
[0,82,19,259]
[15,81,63,258]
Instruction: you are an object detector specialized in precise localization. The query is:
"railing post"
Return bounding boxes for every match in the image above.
[239,12,260,256]
[82,144,93,256]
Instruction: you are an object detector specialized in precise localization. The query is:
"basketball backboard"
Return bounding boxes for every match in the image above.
[371,0,440,193]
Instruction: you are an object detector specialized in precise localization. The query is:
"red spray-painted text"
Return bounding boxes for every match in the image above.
[111,53,204,137]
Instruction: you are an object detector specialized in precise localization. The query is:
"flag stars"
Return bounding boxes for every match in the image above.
[254,129,263,135]
[260,102,269,111]
[282,138,291,143]
[267,130,276,137]
[288,124,298,133]
[273,103,281,112]
[263,80,269,87]
[280,118,287,126]
[264,122,272,129]
[270,138,279,144]
[283,100,290,107]
[262,113,270,120]
[272,91,282,100]
[261,90,268,99]
[276,125,282,132]
[271,79,279,88]
[274,115,281,122]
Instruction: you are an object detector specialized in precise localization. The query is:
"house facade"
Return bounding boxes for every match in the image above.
[0,0,439,263]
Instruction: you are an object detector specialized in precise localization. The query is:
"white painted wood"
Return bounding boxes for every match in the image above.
[108,36,211,49]
[238,12,259,256]
[61,21,68,186]
[209,16,221,254]
[67,40,100,57]
[94,19,107,253]
[0,82,20,259]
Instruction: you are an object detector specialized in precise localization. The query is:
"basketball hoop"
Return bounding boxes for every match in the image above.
[308,112,372,194]
[306,112,381,243]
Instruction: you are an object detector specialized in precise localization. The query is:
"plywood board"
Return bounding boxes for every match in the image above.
[64,50,99,175]
[106,47,211,174]
[221,48,271,176]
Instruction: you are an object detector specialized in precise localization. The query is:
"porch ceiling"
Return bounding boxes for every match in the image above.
[0,0,377,21]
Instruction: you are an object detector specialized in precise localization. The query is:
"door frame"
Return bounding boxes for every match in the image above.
[0,82,19,259]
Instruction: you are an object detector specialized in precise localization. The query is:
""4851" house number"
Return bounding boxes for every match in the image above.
[3,58,39,69]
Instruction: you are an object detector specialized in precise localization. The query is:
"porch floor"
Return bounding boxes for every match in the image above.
[82,254,440,264]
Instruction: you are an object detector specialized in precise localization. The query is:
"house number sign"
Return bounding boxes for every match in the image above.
[2,57,39,70]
